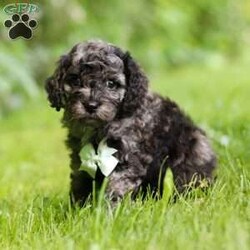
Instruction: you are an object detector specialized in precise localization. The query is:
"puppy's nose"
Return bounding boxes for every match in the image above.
[85,101,99,113]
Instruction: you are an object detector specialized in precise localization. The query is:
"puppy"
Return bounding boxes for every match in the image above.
[45,40,216,205]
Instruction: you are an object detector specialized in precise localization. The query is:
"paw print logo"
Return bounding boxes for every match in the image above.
[4,13,37,40]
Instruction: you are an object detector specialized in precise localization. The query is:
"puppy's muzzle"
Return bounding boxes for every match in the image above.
[85,101,99,113]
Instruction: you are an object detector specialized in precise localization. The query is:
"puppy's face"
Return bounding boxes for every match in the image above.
[45,40,148,123]
[64,54,126,122]
[52,42,126,123]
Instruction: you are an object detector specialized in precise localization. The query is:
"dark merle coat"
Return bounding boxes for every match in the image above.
[45,40,216,205]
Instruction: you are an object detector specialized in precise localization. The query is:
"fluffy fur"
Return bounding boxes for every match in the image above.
[45,40,216,205]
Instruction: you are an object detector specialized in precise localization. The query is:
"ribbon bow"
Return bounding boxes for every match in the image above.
[79,139,119,178]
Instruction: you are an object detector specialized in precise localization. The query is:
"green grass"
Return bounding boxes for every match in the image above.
[0,61,250,250]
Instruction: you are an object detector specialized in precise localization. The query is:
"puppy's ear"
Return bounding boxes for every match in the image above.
[45,55,70,111]
[45,76,64,111]
[121,52,148,115]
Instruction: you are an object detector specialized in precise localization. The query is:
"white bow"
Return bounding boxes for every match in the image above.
[79,139,119,178]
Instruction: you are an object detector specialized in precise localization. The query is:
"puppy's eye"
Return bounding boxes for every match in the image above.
[66,74,80,86]
[106,80,119,89]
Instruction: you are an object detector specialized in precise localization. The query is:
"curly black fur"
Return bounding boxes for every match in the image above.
[45,40,216,205]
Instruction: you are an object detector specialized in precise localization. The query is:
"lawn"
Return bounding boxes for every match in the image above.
[0,61,249,250]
